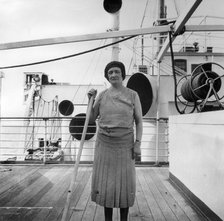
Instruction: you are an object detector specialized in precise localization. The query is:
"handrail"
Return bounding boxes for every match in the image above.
[0,116,169,164]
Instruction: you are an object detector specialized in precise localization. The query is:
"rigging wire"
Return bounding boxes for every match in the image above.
[124,40,186,76]
[141,3,152,60]
[173,0,180,17]
[50,98,60,141]
[0,36,136,70]
[39,95,58,103]
[25,95,61,151]
[127,56,134,75]
[140,0,150,28]
[55,39,105,121]
[132,0,151,67]
[190,33,224,39]
[176,16,210,52]
[24,92,36,150]
[29,94,42,149]
[80,39,104,84]
[88,39,107,84]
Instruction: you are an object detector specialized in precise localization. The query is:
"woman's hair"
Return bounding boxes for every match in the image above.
[104,61,126,81]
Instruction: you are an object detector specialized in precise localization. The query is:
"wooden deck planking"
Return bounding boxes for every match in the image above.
[0,168,42,206]
[82,196,97,221]
[46,167,91,221]
[68,167,93,221]
[25,167,74,221]
[136,168,166,221]
[157,168,208,221]
[134,172,154,220]
[142,168,179,221]
[0,166,40,197]
[129,198,141,221]
[149,168,191,221]
[0,165,208,221]
[6,168,58,207]
[2,167,63,221]
[31,167,75,221]
[70,170,92,221]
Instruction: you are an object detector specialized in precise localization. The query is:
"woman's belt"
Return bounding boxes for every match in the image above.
[98,127,133,137]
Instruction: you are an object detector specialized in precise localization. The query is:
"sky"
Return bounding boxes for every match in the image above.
[0,0,224,116]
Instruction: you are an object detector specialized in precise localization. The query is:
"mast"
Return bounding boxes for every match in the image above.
[157,0,167,53]
[140,0,150,65]
[111,11,120,61]
[103,0,122,61]
[155,0,167,165]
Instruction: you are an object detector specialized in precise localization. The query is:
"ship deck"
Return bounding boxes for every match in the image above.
[0,165,208,221]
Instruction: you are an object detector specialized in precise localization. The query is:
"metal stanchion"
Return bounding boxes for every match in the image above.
[155,62,161,166]
[43,118,48,164]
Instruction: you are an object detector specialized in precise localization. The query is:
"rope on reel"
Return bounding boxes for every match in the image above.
[169,31,224,113]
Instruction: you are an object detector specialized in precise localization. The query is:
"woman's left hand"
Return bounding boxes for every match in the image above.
[132,141,141,160]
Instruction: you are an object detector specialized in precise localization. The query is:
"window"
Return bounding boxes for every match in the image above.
[174,59,187,73]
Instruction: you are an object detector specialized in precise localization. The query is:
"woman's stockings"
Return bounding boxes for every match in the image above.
[120,207,129,221]
[104,207,129,221]
[104,207,113,221]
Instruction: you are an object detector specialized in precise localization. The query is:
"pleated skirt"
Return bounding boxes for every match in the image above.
[91,131,136,208]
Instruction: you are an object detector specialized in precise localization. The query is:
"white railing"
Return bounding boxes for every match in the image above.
[0,117,169,165]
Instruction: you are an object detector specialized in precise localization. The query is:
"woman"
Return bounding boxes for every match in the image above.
[88,61,143,221]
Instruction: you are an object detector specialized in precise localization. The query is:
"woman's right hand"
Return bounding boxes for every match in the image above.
[87,88,97,100]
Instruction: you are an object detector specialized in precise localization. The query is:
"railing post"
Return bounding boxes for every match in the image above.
[0,72,4,154]
[43,118,48,164]
[155,62,161,166]
[155,118,159,165]
[165,119,169,163]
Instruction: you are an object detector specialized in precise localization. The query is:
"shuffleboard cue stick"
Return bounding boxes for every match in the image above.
[61,96,94,221]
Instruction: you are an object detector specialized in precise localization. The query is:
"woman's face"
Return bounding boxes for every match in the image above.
[107,67,123,85]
